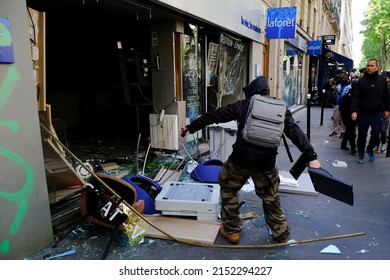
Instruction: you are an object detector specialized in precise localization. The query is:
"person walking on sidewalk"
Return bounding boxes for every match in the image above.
[351,58,390,163]
[339,88,356,154]
[329,73,351,138]
[180,76,321,244]
[378,71,390,153]
[339,68,367,155]
[321,78,338,108]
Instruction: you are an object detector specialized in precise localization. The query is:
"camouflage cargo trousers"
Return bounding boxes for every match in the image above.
[218,158,290,241]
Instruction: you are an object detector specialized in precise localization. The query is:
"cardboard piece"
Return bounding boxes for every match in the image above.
[279,171,318,196]
[143,215,220,245]
[243,172,318,196]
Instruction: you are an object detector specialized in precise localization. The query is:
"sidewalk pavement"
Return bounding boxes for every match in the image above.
[25,106,390,260]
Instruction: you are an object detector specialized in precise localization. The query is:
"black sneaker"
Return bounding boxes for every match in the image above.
[340,145,349,151]
[329,131,337,137]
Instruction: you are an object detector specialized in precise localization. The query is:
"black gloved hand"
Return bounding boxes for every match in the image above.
[180,127,188,137]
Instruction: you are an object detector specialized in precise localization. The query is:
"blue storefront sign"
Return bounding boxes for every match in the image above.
[307,40,322,55]
[286,45,298,56]
[266,7,297,39]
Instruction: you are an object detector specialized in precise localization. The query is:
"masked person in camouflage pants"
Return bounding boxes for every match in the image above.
[181,76,321,244]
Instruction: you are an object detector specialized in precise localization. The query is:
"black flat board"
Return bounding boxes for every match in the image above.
[308,168,354,206]
[289,152,308,180]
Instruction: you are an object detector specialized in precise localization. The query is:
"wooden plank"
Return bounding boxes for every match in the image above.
[240,211,256,219]
[45,158,71,173]
[49,186,82,204]
[39,105,66,155]
[143,215,220,245]
[99,162,119,170]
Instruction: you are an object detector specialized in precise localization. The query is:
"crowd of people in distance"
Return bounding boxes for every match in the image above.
[321,59,390,163]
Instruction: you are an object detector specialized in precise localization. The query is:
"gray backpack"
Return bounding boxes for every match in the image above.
[242,94,286,149]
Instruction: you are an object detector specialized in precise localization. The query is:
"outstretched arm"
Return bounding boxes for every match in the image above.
[180,126,189,137]
[284,110,321,168]
[308,159,321,168]
[180,102,240,137]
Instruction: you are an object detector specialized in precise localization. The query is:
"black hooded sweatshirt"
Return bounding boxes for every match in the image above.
[351,71,390,113]
[186,76,317,171]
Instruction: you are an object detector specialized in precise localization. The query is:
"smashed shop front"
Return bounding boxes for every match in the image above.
[282,36,307,108]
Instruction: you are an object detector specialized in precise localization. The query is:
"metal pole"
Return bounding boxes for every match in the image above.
[307,94,311,140]
[320,89,325,126]
[386,123,390,158]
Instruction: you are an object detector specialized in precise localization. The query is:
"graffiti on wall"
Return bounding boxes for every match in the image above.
[0,18,35,255]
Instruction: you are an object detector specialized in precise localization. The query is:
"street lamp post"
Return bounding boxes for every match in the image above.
[320,89,325,125]
[387,125,390,158]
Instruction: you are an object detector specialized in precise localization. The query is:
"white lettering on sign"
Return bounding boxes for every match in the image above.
[220,35,233,47]
[131,224,146,239]
[87,182,127,224]
[101,201,113,217]
[220,35,244,51]
[86,182,99,194]
[234,42,244,52]
[308,45,321,51]
[108,207,124,221]
[267,18,296,28]
[100,200,126,222]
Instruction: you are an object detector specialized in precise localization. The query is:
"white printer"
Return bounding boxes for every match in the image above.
[155,181,221,222]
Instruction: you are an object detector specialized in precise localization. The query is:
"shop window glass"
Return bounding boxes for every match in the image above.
[181,25,199,124]
[282,44,303,107]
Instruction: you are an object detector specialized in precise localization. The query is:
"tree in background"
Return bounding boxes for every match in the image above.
[360,0,390,70]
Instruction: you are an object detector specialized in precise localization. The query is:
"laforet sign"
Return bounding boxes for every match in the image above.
[266,6,297,39]
[307,40,322,55]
